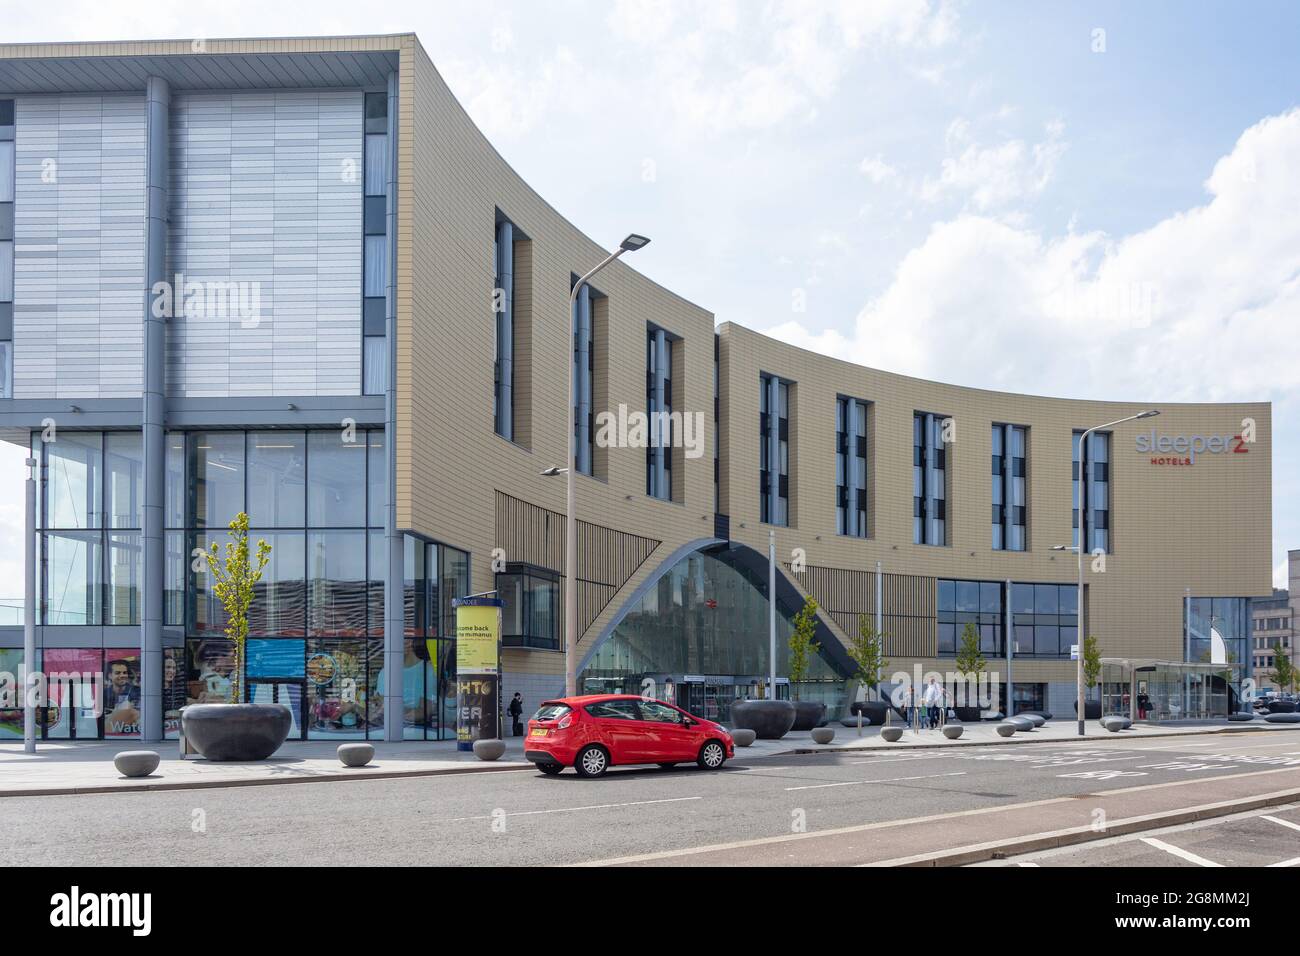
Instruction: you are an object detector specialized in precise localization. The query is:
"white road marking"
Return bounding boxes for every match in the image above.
[1268,856,1300,867]
[1015,860,1040,867]
[1140,837,1222,867]
[1261,814,1300,833]
[784,771,967,792]
[436,795,701,823]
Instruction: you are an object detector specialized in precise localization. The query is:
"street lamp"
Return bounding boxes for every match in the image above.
[1055,409,1159,736]
[547,235,651,697]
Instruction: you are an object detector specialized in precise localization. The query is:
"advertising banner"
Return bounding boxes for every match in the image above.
[453,596,502,751]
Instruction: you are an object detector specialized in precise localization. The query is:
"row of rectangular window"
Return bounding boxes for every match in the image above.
[1,98,14,398]
[760,373,790,525]
[646,324,674,500]
[361,91,388,396]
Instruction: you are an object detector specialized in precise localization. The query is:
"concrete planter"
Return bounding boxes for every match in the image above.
[731,700,797,740]
[1073,700,1103,720]
[730,728,757,747]
[810,727,835,745]
[113,750,160,778]
[791,700,828,732]
[473,739,507,761]
[881,726,904,742]
[337,743,374,767]
[953,707,982,722]
[942,724,964,739]
[180,703,292,761]
[995,723,1016,737]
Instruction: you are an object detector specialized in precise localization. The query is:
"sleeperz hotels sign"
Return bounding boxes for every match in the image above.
[1135,418,1256,467]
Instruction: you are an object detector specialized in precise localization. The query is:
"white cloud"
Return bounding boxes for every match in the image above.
[921,119,1067,210]
[767,108,1300,405]
[860,154,898,184]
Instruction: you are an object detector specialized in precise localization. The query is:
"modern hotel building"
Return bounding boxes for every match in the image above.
[0,34,1272,743]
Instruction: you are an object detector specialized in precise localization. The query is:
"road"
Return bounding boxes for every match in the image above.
[5,732,1300,866]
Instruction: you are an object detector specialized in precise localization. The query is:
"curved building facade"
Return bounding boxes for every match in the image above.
[0,33,1272,741]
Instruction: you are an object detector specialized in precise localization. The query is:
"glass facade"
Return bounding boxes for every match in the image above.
[497,564,560,650]
[362,90,388,395]
[938,579,1004,656]
[1186,597,1250,673]
[836,396,868,537]
[646,324,674,500]
[913,412,948,545]
[25,428,471,741]
[1073,430,1110,552]
[579,545,850,723]
[991,423,1026,551]
[1010,583,1078,658]
[1,98,13,397]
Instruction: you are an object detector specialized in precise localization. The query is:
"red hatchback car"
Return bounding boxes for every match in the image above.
[524,694,735,777]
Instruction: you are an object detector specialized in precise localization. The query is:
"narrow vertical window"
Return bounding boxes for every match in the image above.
[836,396,868,537]
[760,373,790,526]
[914,411,948,545]
[992,423,1027,551]
[1074,430,1111,553]
[646,323,674,500]
[494,216,516,440]
[571,279,595,476]
[0,99,14,399]
[361,91,388,396]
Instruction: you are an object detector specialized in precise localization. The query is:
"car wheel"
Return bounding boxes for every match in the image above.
[537,763,564,776]
[575,745,609,778]
[698,740,726,770]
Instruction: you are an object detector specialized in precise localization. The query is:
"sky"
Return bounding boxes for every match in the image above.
[1,0,1298,598]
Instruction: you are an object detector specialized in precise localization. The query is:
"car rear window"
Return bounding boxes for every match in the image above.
[533,703,571,721]
[586,699,641,720]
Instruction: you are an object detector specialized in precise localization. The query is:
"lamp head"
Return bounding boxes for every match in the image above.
[1136,409,1160,419]
[620,234,651,252]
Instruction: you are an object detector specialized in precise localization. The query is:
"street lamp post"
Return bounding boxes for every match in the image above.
[1055,409,1159,736]
[546,235,651,697]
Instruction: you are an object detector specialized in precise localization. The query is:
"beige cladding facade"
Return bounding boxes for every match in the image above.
[0,33,1273,707]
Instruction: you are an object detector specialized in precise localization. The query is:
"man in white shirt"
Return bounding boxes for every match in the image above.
[923,677,944,729]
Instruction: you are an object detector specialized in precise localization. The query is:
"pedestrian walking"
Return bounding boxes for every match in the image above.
[508,692,524,736]
[924,677,943,729]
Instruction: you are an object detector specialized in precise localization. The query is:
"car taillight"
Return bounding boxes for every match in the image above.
[557,713,573,729]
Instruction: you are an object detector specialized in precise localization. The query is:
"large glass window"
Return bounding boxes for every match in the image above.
[106,532,142,625]
[246,431,305,528]
[308,431,367,527]
[306,639,371,739]
[104,432,143,530]
[497,564,559,650]
[247,532,306,638]
[307,531,368,637]
[1009,583,1078,658]
[760,374,790,525]
[45,532,103,625]
[189,432,244,530]
[937,578,1003,656]
[47,432,103,529]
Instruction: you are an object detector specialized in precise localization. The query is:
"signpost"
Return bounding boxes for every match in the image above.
[453,594,502,752]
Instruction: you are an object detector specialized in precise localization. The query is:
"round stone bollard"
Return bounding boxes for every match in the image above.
[810,726,836,745]
[1022,713,1046,728]
[1008,715,1036,732]
[337,743,375,767]
[730,728,757,747]
[473,739,507,761]
[113,750,160,778]
[995,723,1017,738]
[1101,716,1124,733]
[881,725,904,742]
[942,724,964,740]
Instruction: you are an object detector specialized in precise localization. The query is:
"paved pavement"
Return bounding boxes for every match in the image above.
[977,801,1300,867]
[4,728,1298,866]
[2,718,1287,796]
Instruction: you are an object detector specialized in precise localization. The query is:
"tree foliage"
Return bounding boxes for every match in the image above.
[206,512,272,704]
[850,615,889,700]
[788,596,821,701]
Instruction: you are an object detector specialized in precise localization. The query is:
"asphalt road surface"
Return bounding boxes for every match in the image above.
[6,732,1300,866]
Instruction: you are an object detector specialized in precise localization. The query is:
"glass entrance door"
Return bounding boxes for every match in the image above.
[246,679,305,740]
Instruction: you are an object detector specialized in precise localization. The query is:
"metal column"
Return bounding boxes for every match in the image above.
[140,75,169,742]
[383,70,403,742]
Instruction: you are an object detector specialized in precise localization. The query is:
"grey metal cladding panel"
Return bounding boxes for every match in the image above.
[166,89,362,399]
[11,93,145,400]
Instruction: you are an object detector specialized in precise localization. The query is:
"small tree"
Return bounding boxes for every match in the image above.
[206,512,272,704]
[1083,634,1103,701]
[850,615,889,702]
[953,622,986,711]
[788,597,821,702]
[1273,647,1298,695]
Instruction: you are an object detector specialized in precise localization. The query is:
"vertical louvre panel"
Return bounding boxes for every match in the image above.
[494,491,660,634]
[787,564,938,658]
